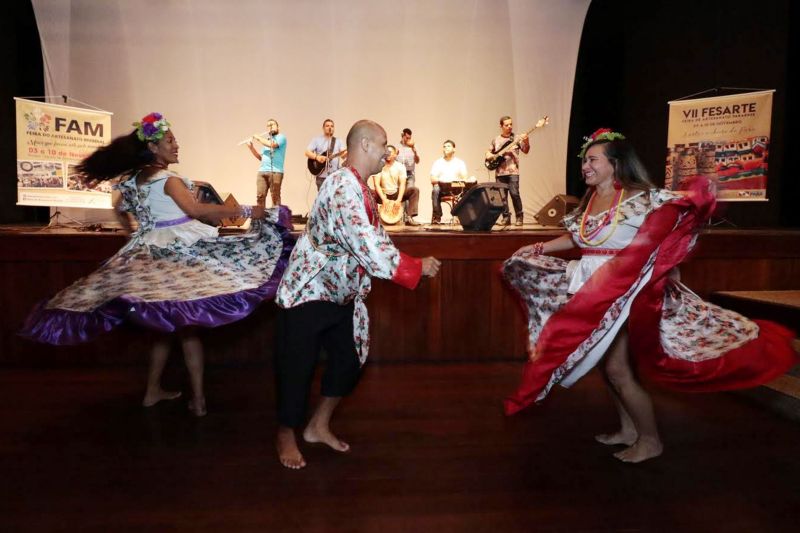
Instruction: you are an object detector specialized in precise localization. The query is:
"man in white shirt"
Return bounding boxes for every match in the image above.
[430,139,467,224]
[371,145,420,226]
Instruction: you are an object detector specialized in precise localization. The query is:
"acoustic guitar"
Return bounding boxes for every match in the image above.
[484,115,550,171]
[308,148,347,176]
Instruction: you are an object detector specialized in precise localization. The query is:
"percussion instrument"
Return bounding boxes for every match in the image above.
[439,180,477,203]
[378,198,403,225]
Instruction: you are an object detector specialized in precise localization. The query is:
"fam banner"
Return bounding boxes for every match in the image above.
[666,90,773,201]
[15,98,113,208]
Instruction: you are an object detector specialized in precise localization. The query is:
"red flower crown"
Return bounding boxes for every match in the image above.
[578,128,625,159]
[133,112,171,143]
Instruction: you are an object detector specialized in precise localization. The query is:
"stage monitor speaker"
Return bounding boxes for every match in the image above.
[192,181,246,227]
[451,183,508,231]
[534,194,580,226]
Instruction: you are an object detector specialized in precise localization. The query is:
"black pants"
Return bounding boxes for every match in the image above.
[496,174,522,218]
[275,301,361,428]
[372,187,420,217]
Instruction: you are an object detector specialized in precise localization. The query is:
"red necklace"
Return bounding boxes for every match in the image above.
[349,166,379,228]
[578,188,625,246]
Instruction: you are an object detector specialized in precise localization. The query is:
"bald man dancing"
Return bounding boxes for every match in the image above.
[274,120,441,469]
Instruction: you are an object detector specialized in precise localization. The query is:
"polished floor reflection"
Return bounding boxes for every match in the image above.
[1,363,799,532]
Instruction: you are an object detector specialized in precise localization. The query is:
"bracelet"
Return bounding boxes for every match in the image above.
[531,242,544,255]
[239,205,253,219]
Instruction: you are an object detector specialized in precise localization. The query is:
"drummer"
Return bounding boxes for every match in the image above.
[430,139,468,224]
[370,145,421,226]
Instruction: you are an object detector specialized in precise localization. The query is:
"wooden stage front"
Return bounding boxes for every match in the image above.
[2,224,799,366]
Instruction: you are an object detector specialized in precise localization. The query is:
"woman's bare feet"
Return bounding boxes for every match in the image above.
[303,423,350,453]
[187,396,207,417]
[142,388,182,407]
[277,427,306,469]
[595,429,638,446]
[613,436,663,463]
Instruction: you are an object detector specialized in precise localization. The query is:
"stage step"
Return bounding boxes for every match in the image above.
[711,290,800,332]
[711,291,800,421]
[764,350,800,396]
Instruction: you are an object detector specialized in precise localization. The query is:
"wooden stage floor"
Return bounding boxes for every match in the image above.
[1,362,799,532]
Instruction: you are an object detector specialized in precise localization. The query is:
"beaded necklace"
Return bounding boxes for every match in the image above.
[578,187,625,246]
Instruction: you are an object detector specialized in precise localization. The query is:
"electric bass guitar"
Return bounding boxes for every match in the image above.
[308,147,347,177]
[484,115,550,171]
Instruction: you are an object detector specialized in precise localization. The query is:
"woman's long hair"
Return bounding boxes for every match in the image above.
[573,137,655,214]
[75,130,155,181]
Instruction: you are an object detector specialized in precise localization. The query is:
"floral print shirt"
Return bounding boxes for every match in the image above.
[276,167,422,363]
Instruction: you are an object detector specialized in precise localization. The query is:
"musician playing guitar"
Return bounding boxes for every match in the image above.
[305,118,347,191]
[485,116,547,226]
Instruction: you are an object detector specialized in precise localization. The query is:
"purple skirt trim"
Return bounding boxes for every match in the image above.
[154,215,193,228]
[19,207,296,346]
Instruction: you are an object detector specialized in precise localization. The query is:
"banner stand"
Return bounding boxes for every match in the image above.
[38,208,88,231]
[670,86,771,101]
[707,215,737,229]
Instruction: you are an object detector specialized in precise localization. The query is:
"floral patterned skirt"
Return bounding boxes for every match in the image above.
[504,186,797,414]
[503,249,796,414]
[21,207,295,345]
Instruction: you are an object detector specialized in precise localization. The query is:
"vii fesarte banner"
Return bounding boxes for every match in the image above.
[15,98,113,208]
[666,90,773,201]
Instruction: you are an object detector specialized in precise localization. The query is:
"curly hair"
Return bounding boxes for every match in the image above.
[75,130,155,181]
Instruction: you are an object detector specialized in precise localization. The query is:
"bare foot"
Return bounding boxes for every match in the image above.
[595,429,638,446]
[277,427,306,469]
[187,396,207,417]
[613,436,663,463]
[142,389,182,407]
[303,424,350,453]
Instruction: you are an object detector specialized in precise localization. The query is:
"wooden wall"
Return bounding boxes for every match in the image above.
[2,228,799,366]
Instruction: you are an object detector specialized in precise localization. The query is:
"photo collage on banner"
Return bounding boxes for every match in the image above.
[666,90,773,201]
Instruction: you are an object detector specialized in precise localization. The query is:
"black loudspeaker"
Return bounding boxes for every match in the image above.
[451,183,508,231]
[534,194,580,226]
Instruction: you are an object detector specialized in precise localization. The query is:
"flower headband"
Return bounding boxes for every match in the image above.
[133,112,171,143]
[578,128,626,159]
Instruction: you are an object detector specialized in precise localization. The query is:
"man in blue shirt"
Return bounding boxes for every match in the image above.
[248,118,287,207]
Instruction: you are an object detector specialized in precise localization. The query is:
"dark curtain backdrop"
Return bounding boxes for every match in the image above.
[567,0,797,228]
[1,0,46,224]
